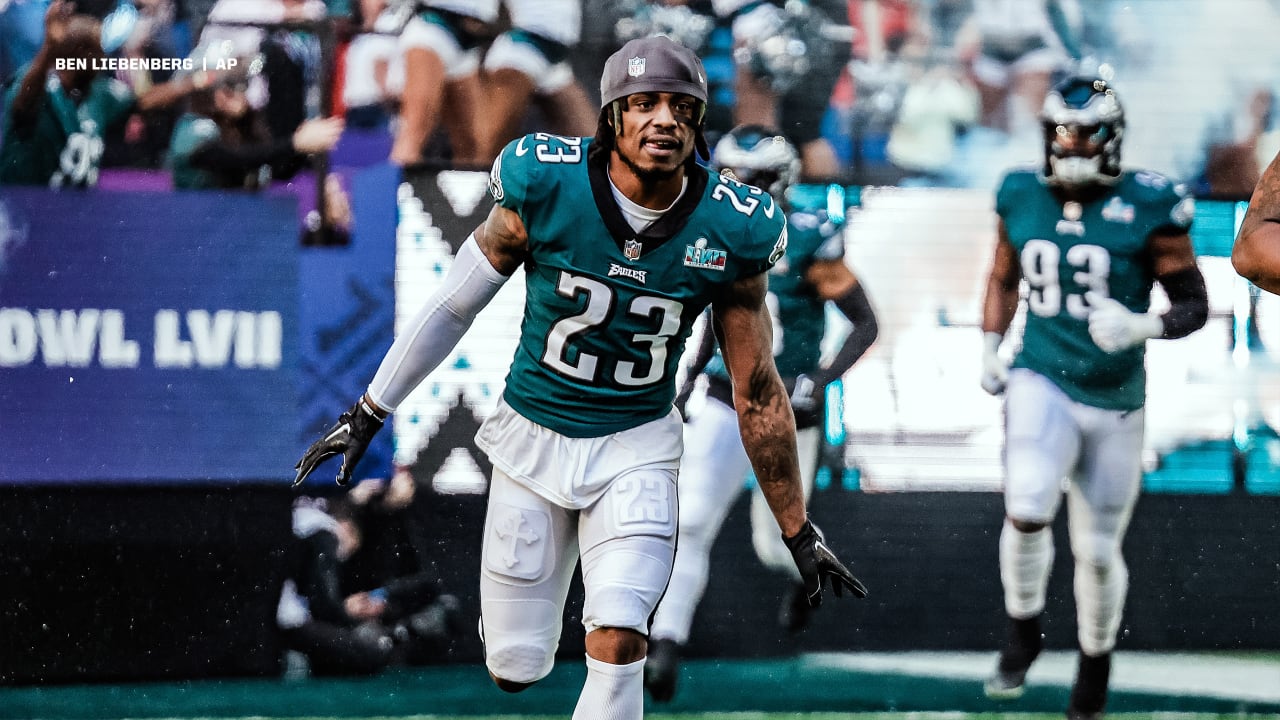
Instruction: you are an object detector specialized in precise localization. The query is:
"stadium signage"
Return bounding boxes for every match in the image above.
[0,188,298,483]
[0,307,282,369]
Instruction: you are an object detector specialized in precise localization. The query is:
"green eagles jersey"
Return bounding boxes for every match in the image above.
[0,70,134,187]
[705,206,844,382]
[998,168,1195,411]
[490,133,788,438]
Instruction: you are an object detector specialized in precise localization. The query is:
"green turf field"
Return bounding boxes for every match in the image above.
[4,653,1278,720]
[133,715,1280,720]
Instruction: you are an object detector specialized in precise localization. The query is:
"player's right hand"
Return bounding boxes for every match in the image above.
[1084,291,1164,353]
[980,331,1009,395]
[783,519,868,608]
[294,396,386,487]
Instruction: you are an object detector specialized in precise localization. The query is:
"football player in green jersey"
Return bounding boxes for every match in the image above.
[979,76,1208,720]
[1234,148,1280,294]
[645,125,876,703]
[295,36,865,720]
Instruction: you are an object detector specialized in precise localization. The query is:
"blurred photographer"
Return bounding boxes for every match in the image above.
[278,492,460,676]
[168,65,345,190]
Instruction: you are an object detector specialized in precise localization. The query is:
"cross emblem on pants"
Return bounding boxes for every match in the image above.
[494,509,540,568]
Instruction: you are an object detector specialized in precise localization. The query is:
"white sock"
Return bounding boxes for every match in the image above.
[572,655,645,720]
[1075,551,1128,655]
[1000,518,1054,618]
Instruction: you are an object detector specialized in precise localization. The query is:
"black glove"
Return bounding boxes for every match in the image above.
[294,396,385,487]
[783,519,868,607]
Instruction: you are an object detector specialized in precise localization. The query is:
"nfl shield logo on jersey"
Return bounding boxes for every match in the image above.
[624,238,642,261]
[628,56,646,77]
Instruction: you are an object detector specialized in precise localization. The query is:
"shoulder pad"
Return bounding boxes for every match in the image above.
[707,172,788,273]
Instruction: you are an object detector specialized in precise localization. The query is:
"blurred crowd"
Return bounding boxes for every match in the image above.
[280,469,462,677]
[2,0,1277,198]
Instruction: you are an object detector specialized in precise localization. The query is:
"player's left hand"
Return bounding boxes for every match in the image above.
[783,519,868,608]
[294,396,386,487]
[788,374,822,426]
[1085,292,1163,353]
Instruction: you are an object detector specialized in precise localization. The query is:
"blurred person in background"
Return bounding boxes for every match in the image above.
[0,0,51,85]
[338,0,404,130]
[279,495,396,677]
[477,0,596,163]
[714,0,852,180]
[388,0,493,168]
[1198,86,1275,199]
[341,468,462,666]
[279,495,459,676]
[168,67,344,189]
[167,66,351,238]
[884,40,981,186]
[955,0,1082,134]
[102,0,187,168]
[0,0,132,83]
[0,0,206,186]
[645,125,878,704]
[978,76,1206,720]
[198,0,328,140]
[294,36,866,720]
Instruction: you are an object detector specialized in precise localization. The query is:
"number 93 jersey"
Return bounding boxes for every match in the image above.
[997,168,1195,411]
[489,133,788,438]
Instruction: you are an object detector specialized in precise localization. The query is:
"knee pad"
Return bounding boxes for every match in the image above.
[480,599,559,684]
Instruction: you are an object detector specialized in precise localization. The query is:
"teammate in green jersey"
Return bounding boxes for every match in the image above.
[295,36,865,720]
[979,76,1208,720]
[645,125,877,703]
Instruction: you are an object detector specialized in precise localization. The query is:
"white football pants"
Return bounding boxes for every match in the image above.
[479,465,677,685]
[1001,368,1142,655]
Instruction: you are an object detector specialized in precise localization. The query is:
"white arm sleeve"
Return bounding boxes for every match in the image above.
[366,235,510,412]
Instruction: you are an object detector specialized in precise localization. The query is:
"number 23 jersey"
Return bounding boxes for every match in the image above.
[489,133,787,437]
[998,168,1195,411]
